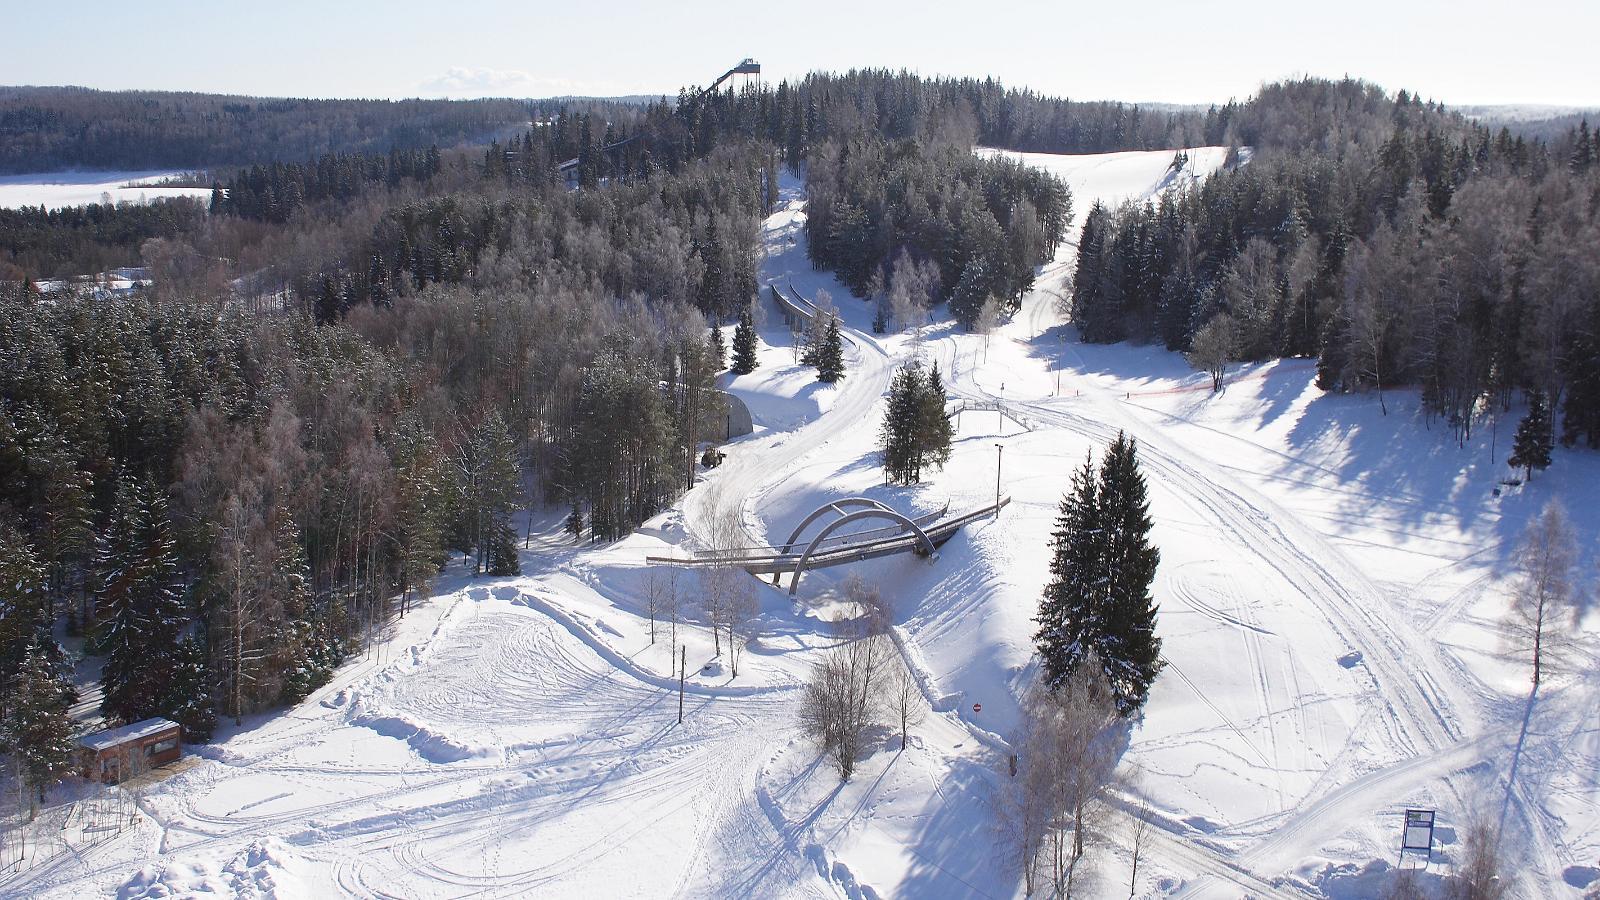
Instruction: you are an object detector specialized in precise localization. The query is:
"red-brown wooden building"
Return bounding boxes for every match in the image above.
[77,718,182,783]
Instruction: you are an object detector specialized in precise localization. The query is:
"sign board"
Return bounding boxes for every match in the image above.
[1402,809,1435,853]
[972,703,982,714]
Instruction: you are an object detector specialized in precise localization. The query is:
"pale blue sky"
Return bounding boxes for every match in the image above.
[6,0,1598,107]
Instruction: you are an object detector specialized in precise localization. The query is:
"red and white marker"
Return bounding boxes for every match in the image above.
[972,702,982,714]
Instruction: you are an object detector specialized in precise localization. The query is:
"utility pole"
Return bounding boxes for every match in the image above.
[994,443,1004,518]
[678,644,686,724]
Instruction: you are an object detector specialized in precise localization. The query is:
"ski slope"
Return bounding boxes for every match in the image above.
[13,146,1599,899]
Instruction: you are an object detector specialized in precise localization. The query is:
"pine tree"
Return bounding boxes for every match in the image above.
[1509,391,1554,481]
[816,314,845,383]
[99,478,187,725]
[731,303,760,375]
[1034,434,1163,717]
[2,637,76,817]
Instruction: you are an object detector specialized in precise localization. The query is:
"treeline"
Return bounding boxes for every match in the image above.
[805,138,1070,327]
[675,68,1215,161]
[1070,78,1600,447]
[0,86,536,173]
[0,198,207,279]
[216,145,444,223]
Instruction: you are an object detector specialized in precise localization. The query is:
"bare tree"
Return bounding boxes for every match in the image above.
[1506,500,1583,692]
[888,656,924,751]
[1384,868,1427,900]
[1448,813,1508,900]
[1125,783,1153,899]
[699,566,727,657]
[664,568,681,650]
[725,575,758,678]
[977,296,1004,362]
[799,631,892,780]
[645,569,664,644]
[1002,658,1120,898]
[1187,313,1237,393]
[841,572,891,637]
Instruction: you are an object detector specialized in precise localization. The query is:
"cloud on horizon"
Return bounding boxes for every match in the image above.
[415,66,583,99]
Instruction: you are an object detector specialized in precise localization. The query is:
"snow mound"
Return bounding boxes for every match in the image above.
[117,838,308,899]
[347,707,493,764]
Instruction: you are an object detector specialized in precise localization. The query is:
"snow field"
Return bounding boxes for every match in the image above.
[14,146,1599,898]
[0,171,212,210]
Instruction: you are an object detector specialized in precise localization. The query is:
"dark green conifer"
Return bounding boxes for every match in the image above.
[731,303,760,375]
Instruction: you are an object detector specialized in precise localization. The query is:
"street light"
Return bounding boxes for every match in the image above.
[993,442,1004,519]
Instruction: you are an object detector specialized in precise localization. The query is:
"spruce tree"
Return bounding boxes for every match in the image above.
[731,303,760,375]
[914,362,953,475]
[1509,391,1554,481]
[164,636,216,741]
[2,637,76,816]
[708,320,727,372]
[816,315,845,383]
[1095,433,1163,715]
[1035,453,1102,691]
[880,366,922,484]
[950,258,993,330]
[1034,433,1163,717]
[99,478,187,725]
[485,520,521,576]
[0,523,50,687]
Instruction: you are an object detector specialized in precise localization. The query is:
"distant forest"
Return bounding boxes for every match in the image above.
[1067,79,1600,449]
[1,69,1597,767]
[0,86,541,173]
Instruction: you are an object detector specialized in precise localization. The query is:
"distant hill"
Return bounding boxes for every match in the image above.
[0,85,538,174]
[1452,103,1599,140]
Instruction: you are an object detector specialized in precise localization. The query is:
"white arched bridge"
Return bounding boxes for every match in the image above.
[646,496,1010,596]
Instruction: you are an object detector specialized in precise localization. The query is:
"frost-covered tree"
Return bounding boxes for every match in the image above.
[1507,500,1583,691]
[1001,659,1119,897]
[1188,312,1237,393]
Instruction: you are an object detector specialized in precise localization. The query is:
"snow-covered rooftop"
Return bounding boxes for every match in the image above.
[77,717,179,752]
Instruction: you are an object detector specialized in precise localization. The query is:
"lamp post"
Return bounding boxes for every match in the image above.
[994,442,1004,518]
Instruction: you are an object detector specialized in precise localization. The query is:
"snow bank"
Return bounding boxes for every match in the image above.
[117,838,308,899]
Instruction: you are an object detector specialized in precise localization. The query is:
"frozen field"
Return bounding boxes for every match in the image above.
[0,171,211,210]
[9,147,1598,899]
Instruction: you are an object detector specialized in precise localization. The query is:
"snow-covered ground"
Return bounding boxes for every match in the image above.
[0,171,211,210]
[10,147,1599,899]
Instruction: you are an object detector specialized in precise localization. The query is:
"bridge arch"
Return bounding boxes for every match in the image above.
[789,508,936,597]
[780,497,897,555]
